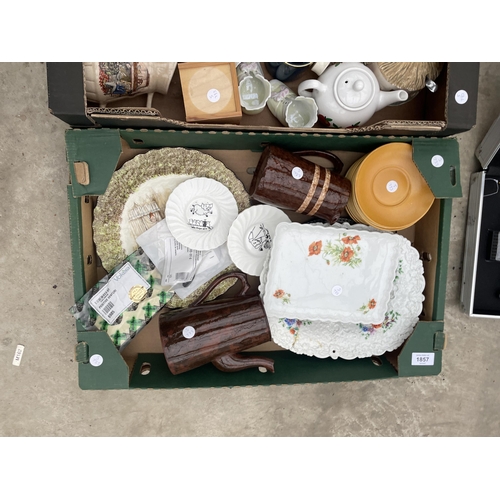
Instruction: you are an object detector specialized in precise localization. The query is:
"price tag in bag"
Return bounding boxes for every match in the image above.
[411,352,435,366]
[89,262,151,324]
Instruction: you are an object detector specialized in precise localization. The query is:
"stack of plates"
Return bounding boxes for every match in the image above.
[346,143,434,231]
[259,222,425,360]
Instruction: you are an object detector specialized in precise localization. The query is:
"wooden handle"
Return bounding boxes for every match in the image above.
[293,150,344,175]
[190,271,252,308]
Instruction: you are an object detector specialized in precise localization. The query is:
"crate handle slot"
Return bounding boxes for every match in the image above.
[450,165,457,186]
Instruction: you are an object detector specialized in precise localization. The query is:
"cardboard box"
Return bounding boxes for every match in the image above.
[66,128,461,389]
[48,62,479,136]
[461,114,500,317]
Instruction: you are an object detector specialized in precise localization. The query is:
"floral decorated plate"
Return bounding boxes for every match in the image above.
[262,222,401,324]
[259,222,425,359]
[165,177,238,251]
[227,205,291,276]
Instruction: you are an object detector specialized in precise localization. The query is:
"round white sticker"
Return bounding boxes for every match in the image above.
[431,155,444,168]
[292,167,304,180]
[386,180,398,193]
[182,326,196,339]
[89,354,103,367]
[455,90,469,105]
[207,88,221,103]
[331,285,343,296]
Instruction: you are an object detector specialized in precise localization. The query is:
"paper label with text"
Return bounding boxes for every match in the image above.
[89,262,150,324]
[411,352,435,366]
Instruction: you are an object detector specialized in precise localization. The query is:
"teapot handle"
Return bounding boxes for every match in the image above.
[294,150,344,175]
[298,79,327,98]
[189,271,251,308]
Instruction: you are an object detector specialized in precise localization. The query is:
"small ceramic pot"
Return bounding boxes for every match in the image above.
[236,62,272,115]
[267,79,318,128]
[160,272,274,375]
[249,145,351,224]
[83,62,177,108]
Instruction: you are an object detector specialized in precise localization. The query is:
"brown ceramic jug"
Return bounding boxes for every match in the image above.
[159,272,274,375]
[249,145,351,224]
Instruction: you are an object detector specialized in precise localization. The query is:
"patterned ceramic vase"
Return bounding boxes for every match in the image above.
[83,62,177,107]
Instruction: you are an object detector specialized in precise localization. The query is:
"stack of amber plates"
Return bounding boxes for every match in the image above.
[346,143,434,231]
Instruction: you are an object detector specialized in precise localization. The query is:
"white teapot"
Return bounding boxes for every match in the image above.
[298,62,408,128]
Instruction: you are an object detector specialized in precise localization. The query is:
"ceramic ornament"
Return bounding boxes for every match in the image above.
[368,62,444,92]
[298,62,408,128]
[83,62,177,108]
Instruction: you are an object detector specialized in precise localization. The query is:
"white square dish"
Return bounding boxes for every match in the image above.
[262,223,401,323]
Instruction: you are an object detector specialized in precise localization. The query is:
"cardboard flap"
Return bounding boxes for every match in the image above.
[475,113,500,168]
[412,138,462,198]
[77,331,129,390]
[397,321,443,377]
[66,129,122,197]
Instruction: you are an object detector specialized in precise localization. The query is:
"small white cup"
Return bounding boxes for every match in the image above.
[267,79,318,128]
[236,62,272,115]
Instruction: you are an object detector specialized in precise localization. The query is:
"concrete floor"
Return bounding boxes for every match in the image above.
[0,62,499,437]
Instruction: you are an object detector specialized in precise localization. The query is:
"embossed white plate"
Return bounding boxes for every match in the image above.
[165,177,238,251]
[262,222,401,324]
[227,205,291,276]
[259,223,425,359]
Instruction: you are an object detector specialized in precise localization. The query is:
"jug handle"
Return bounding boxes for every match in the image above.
[190,271,252,308]
[212,353,275,373]
[294,150,344,175]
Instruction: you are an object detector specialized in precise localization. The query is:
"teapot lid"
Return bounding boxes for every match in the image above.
[334,67,376,111]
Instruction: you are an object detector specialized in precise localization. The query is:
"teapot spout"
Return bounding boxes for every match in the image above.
[377,89,409,111]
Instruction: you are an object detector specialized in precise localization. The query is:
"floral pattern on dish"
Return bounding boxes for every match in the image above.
[359,298,377,314]
[358,310,401,340]
[279,318,312,346]
[394,259,404,282]
[273,289,291,304]
[308,233,362,268]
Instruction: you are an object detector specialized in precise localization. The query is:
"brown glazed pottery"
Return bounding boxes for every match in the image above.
[160,272,274,375]
[249,145,351,224]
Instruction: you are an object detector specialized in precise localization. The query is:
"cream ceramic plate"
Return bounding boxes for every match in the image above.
[165,177,238,251]
[259,222,424,359]
[120,174,195,255]
[262,222,401,324]
[227,205,291,276]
